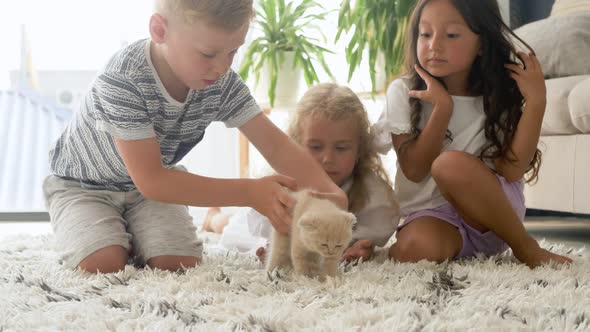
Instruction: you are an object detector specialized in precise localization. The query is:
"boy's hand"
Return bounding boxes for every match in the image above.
[505,52,546,110]
[250,175,297,235]
[342,239,373,262]
[409,65,453,111]
[308,190,348,210]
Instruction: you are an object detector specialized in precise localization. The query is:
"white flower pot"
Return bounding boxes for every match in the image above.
[375,51,388,92]
[254,51,302,110]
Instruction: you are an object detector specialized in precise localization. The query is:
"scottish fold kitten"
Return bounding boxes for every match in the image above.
[266,189,356,279]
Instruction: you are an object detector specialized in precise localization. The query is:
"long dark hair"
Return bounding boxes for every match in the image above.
[403,0,541,183]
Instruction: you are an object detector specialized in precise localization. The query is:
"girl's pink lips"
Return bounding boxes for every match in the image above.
[428,58,447,63]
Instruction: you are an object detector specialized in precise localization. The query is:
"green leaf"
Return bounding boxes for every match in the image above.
[336,0,417,92]
[269,52,278,107]
[239,0,335,105]
[397,0,417,18]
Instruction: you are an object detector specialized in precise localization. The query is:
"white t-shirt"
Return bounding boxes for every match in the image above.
[218,172,400,253]
[373,78,491,216]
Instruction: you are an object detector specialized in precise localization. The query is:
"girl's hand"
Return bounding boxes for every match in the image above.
[250,175,297,235]
[342,239,374,262]
[409,65,453,110]
[505,52,546,109]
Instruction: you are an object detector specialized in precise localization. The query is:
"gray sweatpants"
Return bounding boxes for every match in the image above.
[43,175,203,270]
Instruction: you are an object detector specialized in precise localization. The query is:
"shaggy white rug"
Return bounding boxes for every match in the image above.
[0,232,589,332]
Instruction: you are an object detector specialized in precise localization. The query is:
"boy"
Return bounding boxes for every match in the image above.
[43,0,346,274]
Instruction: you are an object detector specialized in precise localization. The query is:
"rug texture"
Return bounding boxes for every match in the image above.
[0,232,588,331]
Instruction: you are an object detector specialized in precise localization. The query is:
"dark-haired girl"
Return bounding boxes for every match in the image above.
[374,0,572,267]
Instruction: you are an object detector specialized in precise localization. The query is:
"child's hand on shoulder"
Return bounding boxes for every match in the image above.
[409,65,453,111]
[505,52,546,109]
[250,175,297,235]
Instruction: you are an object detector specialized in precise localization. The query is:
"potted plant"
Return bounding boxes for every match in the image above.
[335,0,417,93]
[238,0,333,108]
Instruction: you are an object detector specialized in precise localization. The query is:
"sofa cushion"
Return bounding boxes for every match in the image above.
[574,135,590,214]
[542,76,589,135]
[551,0,590,17]
[514,14,590,79]
[524,135,576,212]
[569,77,590,133]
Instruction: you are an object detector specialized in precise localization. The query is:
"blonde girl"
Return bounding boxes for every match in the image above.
[206,83,400,261]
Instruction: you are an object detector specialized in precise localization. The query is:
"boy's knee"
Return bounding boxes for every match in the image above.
[78,245,128,273]
[147,256,200,271]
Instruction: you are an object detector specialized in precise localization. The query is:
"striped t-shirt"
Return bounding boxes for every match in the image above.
[49,39,262,191]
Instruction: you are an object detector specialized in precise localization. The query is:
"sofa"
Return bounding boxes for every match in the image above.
[515,0,590,214]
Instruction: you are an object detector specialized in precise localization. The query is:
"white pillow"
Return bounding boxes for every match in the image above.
[551,0,590,17]
[514,14,590,78]
[542,76,587,135]
[569,77,590,134]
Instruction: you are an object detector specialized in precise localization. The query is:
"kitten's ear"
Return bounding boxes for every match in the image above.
[299,213,317,231]
[345,212,357,227]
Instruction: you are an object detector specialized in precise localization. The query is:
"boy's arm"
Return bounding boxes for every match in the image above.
[239,113,348,209]
[114,137,296,234]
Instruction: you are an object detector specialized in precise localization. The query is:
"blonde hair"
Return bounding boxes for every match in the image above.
[155,0,255,30]
[287,83,395,213]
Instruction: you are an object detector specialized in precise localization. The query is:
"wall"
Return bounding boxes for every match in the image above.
[510,0,555,28]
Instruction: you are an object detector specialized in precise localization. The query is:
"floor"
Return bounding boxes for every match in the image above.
[0,221,52,238]
[524,217,589,250]
[1,217,588,250]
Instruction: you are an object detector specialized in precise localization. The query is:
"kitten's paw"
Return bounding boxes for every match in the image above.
[266,267,285,281]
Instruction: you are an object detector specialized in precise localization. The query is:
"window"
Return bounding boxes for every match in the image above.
[0,1,152,214]
[244,1,398,185]
[0,1,401,219]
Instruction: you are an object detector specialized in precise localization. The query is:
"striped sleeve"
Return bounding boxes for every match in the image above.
[217,70,262,128]
[92,72,156,140]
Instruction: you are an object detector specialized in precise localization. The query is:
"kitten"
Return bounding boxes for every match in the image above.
[266,189,356,280]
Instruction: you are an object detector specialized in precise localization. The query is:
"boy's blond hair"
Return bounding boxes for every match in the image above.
[288,83,396,213]
[155,0,255,30]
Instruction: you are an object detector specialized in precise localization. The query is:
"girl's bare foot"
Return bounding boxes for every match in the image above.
[202,207,221,232]
[513,237,573,268]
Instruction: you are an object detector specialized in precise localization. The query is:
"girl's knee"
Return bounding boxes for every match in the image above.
[390,229,456,263]
[389,229,422,262]
[431,151,474,186]
[389,236,426,263]
[147,255,200,271]
[78,245,128,273]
